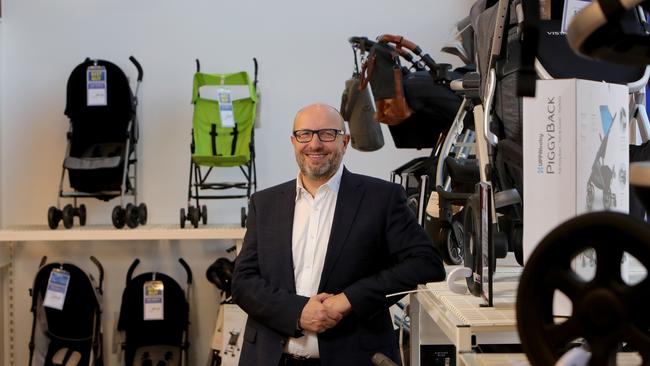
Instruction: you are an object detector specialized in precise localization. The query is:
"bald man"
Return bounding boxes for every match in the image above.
[232,103,445,366]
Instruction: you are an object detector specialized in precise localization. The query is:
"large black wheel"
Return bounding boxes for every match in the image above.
[462,193,482,296]
[138,203,148,225]
[517,212,650,366]
[201,204,208,225]
[112,205,126,229]
[125,203,139,229]
[62,204,75,229]
[78,204,87,226]
[180,208,186,229]
[47,207,61,230]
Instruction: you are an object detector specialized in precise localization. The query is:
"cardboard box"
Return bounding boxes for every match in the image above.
[523,79,629,315]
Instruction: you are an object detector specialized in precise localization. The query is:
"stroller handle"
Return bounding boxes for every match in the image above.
[129,56,143,82]
[196,59,201,73]
[376,34,422,55]
[179,258,193,285]
[126,258,140,284]
[90,256,104,291]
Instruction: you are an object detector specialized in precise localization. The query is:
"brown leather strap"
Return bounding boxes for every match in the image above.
[377,34,419,53]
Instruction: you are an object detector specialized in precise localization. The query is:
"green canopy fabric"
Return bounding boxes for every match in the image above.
[191,71,257,167]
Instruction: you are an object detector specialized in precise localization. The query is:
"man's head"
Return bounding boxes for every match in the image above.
[291,103,350,185]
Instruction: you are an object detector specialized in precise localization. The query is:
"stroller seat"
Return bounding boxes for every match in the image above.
[28,257,104,366]
[191,72,256,167]
[117,259,193,366]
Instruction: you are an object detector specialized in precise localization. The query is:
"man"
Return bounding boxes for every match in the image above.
[232,103,445,366]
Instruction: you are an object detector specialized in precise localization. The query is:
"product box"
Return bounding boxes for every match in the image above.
[211,303,247,366]
[523,79,629,314]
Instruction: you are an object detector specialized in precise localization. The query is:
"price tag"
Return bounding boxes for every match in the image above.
[43,269,71,310]
[87,65,107,106]
[143,281,164,321]
[561,0,592,33]
[218,88,236,128]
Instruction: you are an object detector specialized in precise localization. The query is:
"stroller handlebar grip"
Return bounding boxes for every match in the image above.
[253,58,259,86]
[126,258,140,284]
[179,258,193,285]
[376,34,421,55]
[196,59,201,73]
[129,56,143,82]
[89,256,104,290]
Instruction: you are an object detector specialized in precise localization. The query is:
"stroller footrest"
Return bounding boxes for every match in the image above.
[436,187,472,205]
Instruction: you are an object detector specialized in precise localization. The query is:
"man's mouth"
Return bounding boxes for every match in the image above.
[305,152,327,160]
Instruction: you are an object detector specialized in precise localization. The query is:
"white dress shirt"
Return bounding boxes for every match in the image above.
[285,164,343,358]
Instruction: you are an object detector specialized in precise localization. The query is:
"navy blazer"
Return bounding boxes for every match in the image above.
[232,168,445,366]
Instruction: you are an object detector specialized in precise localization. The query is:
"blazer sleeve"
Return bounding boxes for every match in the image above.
[231,194,309,337]
[343,183,446,319]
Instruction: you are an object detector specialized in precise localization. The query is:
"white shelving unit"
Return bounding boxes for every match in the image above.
[0,225,246,366]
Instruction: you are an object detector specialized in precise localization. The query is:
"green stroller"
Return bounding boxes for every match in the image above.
[180,59,258,228]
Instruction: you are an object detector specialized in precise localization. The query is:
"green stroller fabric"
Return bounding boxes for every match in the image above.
[192,71,257,167]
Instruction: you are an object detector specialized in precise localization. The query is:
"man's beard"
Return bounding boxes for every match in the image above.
[296,148,342,181]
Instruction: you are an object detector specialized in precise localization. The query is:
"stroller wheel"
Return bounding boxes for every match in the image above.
[180,208,186,228]
[78,204,87,226]
[62,204,75,229]
[138,203,148,225]
[125,203,140,229]
[512,224,524,266]
[190,206,200,228]
[112,205,126,229]
[241,207,247,228]
[202,204,208,225]
[442,223,464,265]
[463,193,482,297]
[47,206,61,230]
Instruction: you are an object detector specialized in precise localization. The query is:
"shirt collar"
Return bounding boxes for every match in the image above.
[295,164,344,201]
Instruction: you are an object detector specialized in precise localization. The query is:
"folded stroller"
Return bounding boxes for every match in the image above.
[28,256,104,366]
[180,59,258,228]
[47,56,146,230]
[117,258,192,366]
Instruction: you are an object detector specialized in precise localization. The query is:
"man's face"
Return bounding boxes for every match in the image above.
[291,107,349,182]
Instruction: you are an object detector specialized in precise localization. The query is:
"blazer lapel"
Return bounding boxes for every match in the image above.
[318,168,364,292]
[276,180,298,292]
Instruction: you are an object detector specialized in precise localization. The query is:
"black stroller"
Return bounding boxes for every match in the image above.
[117,259,192,366]
[28,256,104,366]
[47,56,146,230]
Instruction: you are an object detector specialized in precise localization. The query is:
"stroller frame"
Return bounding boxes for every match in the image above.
[48,56,146,230]
[180,59,258,228]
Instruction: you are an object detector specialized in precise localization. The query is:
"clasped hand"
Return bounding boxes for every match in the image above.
[299,293,352,333]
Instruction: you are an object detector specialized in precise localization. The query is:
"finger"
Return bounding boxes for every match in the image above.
[315,293,333,302]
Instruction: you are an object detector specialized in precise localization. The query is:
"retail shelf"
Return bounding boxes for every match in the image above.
[0,224,246,242]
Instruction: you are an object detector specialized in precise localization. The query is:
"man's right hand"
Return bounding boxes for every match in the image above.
[299,293,343,333]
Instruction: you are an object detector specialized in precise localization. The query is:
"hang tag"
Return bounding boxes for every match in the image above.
[43,269,71,311]
[143,281,164,321]
[561,0,591,33]
[86,65,107,106]
[218,88,236,128]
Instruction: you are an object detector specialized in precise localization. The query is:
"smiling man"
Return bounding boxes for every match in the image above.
[232,103,445,366]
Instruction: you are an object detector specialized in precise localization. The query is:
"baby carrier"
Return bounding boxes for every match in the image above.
[28,256,104,366]
[47,56,146,230]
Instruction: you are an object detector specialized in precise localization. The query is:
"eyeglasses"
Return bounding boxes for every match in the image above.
[292,129,344,143]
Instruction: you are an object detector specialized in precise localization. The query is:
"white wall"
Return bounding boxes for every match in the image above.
[0,0,472,227]
[0,1,472,365]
